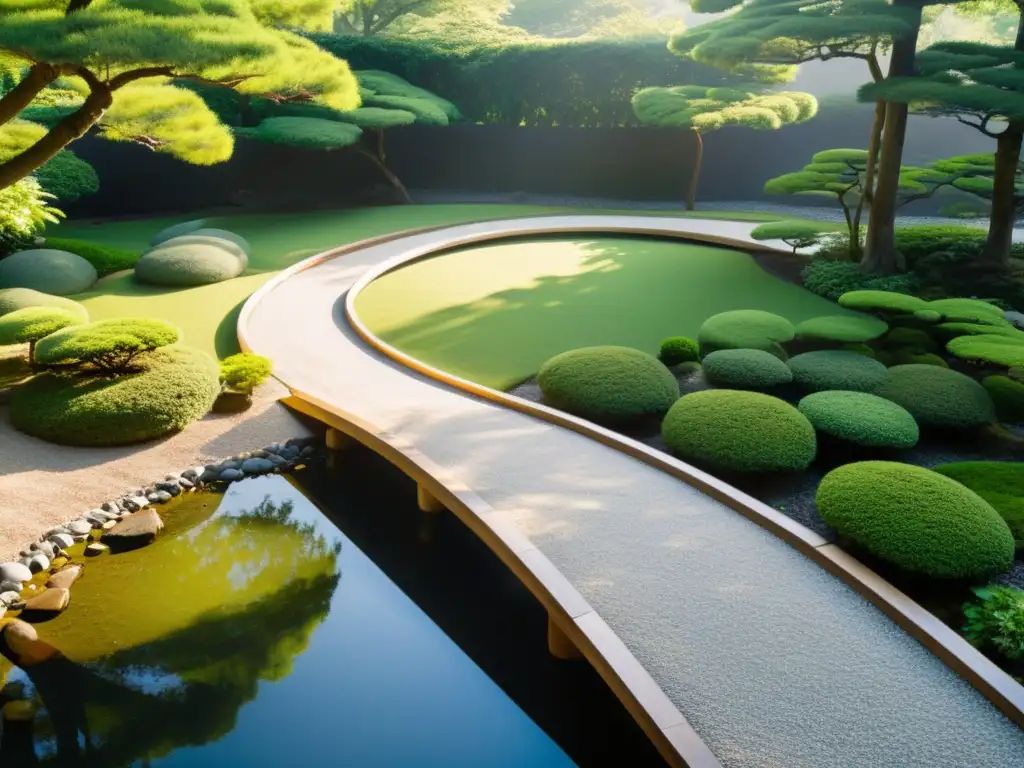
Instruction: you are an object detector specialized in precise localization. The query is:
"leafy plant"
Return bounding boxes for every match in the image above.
[220,353,273,394]
[34,318,182,376]
[0,177,62,257]
[963,586,1024,661]
[750,220,829,254]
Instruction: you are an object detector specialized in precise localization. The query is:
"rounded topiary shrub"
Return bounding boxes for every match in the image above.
[135,239,246,286]
[10,345,220,446]
[795,315,889,343]
[697,310,794,359]
[150,219,206,247]
[947,334,1024,369]
[928,297,1006,325]
[0,249,97,295]
[933,461,1024,550]
[658,336,699,367]
[872,364,995,430]
[537,346,679,424]
[838,290,929,315]
[0,288,88,320]
[35,317,181,373]
[883,327,937,352]
[983,375,1024,423]
[797,391,919,449]
[701,349,793,390]
[816,461,1014,579]
[0,307,85,348]
[661,390,816,473]
[788,350,888,392]
[191,228,251,256]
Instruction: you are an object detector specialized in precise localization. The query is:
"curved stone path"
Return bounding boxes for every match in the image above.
[242,216,1024,768]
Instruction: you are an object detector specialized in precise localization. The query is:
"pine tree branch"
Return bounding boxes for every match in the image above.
[955,112,1003,139]
[0,62,69,127]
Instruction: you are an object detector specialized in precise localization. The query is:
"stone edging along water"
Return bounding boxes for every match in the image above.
[337,218,1024,729]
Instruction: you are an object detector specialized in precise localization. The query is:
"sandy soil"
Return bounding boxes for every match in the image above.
[0,378,315,562]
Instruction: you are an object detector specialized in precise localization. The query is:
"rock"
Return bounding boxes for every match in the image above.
[279,446,299,460]
[241,457,274,475]
[86,509,111,524]
[0,591,21,607]
[46,565,83,590]
[0,562,32,584]
[123,496,150,512]
[179,477,195,490]
[266,442,283,454]
[101,501,122,514]
[29,541,56,558]
[300,445,315,457]
[147,490,172,504]
[26,554,49,574]
[199,469,220,483]
[287,436,315,448]
[2,620,59,665]
[24,587,70,614]
[104,509,163,550]
[219,459,242,471]
[47,533,74,550]
[156,481,181,496]
[1005,310,1024,330]
[50,556,69,570]
[251,449,268,458]
[0,580,22,594]
[85,543,108,556]
[44,526,69,538]
[219,468,244,482]
[67,519,92,536]
[268,453,288,467]
[102,520,117,531]
[236,451,252,461]
[182,466,206,481]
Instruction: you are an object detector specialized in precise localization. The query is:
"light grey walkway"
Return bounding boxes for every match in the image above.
[245,216,1024,768]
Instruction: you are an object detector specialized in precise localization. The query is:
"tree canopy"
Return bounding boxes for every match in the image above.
[632,85,817,132]
[504,0,668,38]
[334,0,499,36]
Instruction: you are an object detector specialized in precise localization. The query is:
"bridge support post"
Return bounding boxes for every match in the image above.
[417,484,445,514]
[547,615,582,660]
[325,428,352,451]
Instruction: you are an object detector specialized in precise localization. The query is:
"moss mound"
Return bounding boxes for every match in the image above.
[838,290,929,315]
[10,346,220,446]
[884,327,937,352]
[150,219,206,246]
[873,364,995,430]
[795,315,888,343]
[0,249,97,295]
[938,322,1024,340]
[135,239,246,287]
[0,307,84,346]
[0,288,87,320]
[661,390,816,473]
[788,350,888,392]
[947,334,1024,368]
[933,462,1024,550]
[697,310,794,358]
[817,462,1014,578]
[702,349,793,390]
[658,336,699,366]
[983,376,1024,423]
[537,346,679,424]
[797,391,919,449]
[43,238,140,277]
[928,297,1007,324]
[841,342,876,358]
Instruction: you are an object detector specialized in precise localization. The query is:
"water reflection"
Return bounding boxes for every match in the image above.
[1,476,573,767]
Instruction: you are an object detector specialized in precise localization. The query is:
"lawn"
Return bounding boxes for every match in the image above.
[355,235,856,389]
[49,204,826,360]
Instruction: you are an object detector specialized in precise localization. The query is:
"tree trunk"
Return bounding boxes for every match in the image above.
[361,130,412,204]
[0,85,112,191]
[862,0,924,274]
[0,63,64,128]
[686,128,703,212]
[852,98,886,258]
[982,124,1023,266]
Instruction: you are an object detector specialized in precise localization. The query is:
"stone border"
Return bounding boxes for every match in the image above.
[337,219,1024,728]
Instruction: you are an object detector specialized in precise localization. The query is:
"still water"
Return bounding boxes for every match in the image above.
[1,474,578,767]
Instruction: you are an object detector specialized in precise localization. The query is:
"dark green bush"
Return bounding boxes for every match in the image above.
[537,346,679,424]
[841,342,877,358]
[883,327,938,352]
[34,149,99,203]
[0,248,97,295]
[34,317,181,374]
[817,462,1014,578]
[872,364,995,429]
[0,288,88,320]
[797,391,919,449]
[962,586,1024,661]
[135,239,246,286]
[795,315,888,343]
[983,375,1024,423]
[801,259,918,302]
[236,117,363,149]
[0,307,84,351]
[661,390,816,473]
[894,225,1024,268]
[150,219,207,247]
[220,353,273,394]
[697,310,794,359]
[947,335,1024,369]
[658,336,699,366]
[10,346,220,446]
[43,238,140,278]
[701,349,793,390]
[838,290,930,315]
[934,461,1024,550]
[878,350,949,368]
[788,350,888,392]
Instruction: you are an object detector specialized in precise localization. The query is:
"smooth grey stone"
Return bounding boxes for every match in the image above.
[0,591,21,607]
[268,454,288,466]
[30,541,56,558]
[241,458,274,475]
[218,459,242,471]
[0,562,32,584]
[181,467,200,481]
[147,491,172,504]
[286,436,315,448]
[48,533,75,550]
[164,474,180,482]
[124,496,150,512]
[219,468,244,482]
[251,449,268,458]
[179,477,195,490]
[101,501,122,514]
[199,469,220,483]
[156,481,181,497]
[66,520,92,536]
[266,442,283,454]
[0,580,22,594]
[27,554,50,574]
[236,452,252,461]
[300,445,315,457]
[279,446,299,460]
[44,526,69,538]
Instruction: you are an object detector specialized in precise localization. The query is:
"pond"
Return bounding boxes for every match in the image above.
[0,453,662,766]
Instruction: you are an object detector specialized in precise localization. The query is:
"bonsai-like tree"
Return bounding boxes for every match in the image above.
[0,0,360,192]
[632,85,817,210]
[0,306,84,362]
[750,221,831,254]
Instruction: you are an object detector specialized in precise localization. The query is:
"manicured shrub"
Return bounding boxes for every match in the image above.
[43,238,141,277]
[0,249,97,295]
[10,346,220,446]
[702,349,793,390]
[697,310,794,359]
[150,219,206,247]
[220,353,273,394]
[883,327,937,352]
[947,334,1024,368]
[872,364,995,429]
[34,318,181,375]
[816,461,1015,579]
[838,290,929,315]
[894,224,1024,267]
[537,346,679,424]
[0,307,85,355]
[983,375,1024,423]
[658,336,699,366]
[841,343,876,358]
[801,259,918,302]
[788,350,888,392]
[928,297,1007,325]
[934,461,1024,549]
[191,228,252,257]
[893,351,948,368]
[962,586,1024,661]
[750,221,828,253]
[661,390,816,473]
[797,391,919,449]
[913,309,942,324]
[938,322,1024,340]
[34,149,99,203]
[0,288,88,320]
[795,315,888,343]
[135,239,246,286]
[236,116,363,149]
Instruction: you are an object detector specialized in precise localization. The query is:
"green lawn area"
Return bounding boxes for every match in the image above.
[48,204,831,361]
[355,235,856,389]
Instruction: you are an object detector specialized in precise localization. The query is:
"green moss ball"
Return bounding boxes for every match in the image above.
[933,461,1024,550]
[788,350,888,392]
[658,336,699,366]
[883,327,937,352]
[0,249,97,295]
[928,297,1007,325]
[816,461,1014,578]
[135,240,246,287]
[697,310,794,359]
[0,288,88,320]
[537,346,680,424]
[10,345,220,446]
[873,364,995,430]
[947,334,1024,369]
[795,315,889,343]
[661,390,817,473]
[798,391,919,449]
[983,376,1024,423]
[150,219,207,246]
[838,290,929,315]
[702,349,793,390]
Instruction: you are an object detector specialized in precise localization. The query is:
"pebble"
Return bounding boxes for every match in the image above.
[199,469,221,483]
[268,454,288,467]
[179,477,195,490]
[85,543,109,556]
[0,562,32,584]
[219,468,244,482]
[147,490,172,504]
[29,541,56,558]
[123,496,150,512]
[267,442,283,454]
[46,565,83,590]
[101,501,122,514]
[279,446,299,460]
[26,554,49,574]
[251,449,268,458]
[156,481,181,497]
[0,580,23,594]
[44,526,69,539]
[102,520,117,530]
[241,457,274,475]
[66,519,92,536]
[0,591,21,607]
[24,587,70,614]
[48,533,74,550]
[104,509,164,548]
[219,459,242,471]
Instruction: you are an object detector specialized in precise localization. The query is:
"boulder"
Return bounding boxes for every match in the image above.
[241,457,274,475]
[103,509,164,550]
[24,587,70,614]
[219,468,244,482]
[46,565,83,590]
[0,562,32,584]
[156,481,181,496]
[2,620,60,666]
